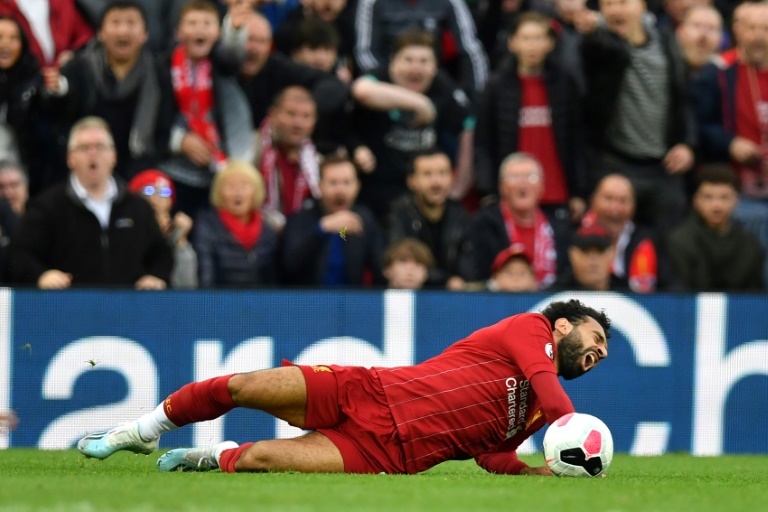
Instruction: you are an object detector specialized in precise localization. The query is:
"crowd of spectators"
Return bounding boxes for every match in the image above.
[0,0,765,292]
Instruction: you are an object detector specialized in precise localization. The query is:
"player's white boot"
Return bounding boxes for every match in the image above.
[77,423,159,459]
[157,441,239,472]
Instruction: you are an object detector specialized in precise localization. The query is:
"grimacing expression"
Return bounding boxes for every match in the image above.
[557,317,608,380]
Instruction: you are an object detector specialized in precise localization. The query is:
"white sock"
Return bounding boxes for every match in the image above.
[214,441,240,467]
[136,403,179,441]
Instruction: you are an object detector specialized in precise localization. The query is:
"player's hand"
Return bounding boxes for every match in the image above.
[519,465,555,476]
[729,137,762,165]
[354,146,376,173]
[662,144,694,174]
[181,133,215,167]
[320,210,364,236]
[38,270,73,289]
[135,275,167,290]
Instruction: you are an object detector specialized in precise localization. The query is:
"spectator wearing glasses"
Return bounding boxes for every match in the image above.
[7,116,172,289]
[129,169,198,289]
[463,152,569,287]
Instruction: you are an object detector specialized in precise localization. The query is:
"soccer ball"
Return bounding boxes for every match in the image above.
[542,412,613,477]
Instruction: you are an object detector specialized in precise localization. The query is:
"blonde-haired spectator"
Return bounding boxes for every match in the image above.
[193,160,278,288]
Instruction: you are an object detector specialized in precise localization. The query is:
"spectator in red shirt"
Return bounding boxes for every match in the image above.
[475,12,587,223]
[78,298,611,477]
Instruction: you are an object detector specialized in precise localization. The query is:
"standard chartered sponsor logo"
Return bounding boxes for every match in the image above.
[505,377,530,439]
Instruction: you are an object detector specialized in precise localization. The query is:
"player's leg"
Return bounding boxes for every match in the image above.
[157,431,344,473]
[78,366,309,459]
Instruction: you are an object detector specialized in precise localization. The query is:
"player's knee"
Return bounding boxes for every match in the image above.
[227,374,248,405]
[234,442,276,472]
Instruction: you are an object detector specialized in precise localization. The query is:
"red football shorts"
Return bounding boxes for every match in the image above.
[284,361,406,474]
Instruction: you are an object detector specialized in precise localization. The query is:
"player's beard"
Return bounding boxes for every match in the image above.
[557,329,587,381]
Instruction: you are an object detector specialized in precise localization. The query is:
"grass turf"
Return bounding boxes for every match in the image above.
[0,450,765,512]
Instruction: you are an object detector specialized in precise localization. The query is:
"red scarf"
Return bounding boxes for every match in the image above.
[171,45,227,167]
[500,202,556,288]
[217,209,263,251]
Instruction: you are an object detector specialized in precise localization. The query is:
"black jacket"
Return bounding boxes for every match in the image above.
[238,53,349,127]
[193,208,278,288]
[388,194,473,285]
[664,213,765,291]
[7,179,172,286]
[474,54,587,199]
[462,200,571,282]
[580,25,696,154]
[280,200,384,286]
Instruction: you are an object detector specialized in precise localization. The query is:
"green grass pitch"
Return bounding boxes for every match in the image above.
[1,450,766,511]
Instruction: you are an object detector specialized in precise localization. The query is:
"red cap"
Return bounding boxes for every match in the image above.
[491,243,531,274]
[128,169,175,204]
[571,224,612,250]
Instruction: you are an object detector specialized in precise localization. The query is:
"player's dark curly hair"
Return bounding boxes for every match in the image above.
[540,299,612,338]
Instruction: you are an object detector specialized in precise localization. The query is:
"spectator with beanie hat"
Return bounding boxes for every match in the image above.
[129,169,197,289]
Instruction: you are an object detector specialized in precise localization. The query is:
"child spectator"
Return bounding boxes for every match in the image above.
[382,238,433,290]
[487,244,538,293]
[129,169,198,289]
[163,0,253,218]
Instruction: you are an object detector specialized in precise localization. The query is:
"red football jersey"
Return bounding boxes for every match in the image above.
[375,313,564,474]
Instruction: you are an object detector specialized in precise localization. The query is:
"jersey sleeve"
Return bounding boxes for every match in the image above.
[530,372,575,424]
[474,435,532,475]
[500,314,558,379]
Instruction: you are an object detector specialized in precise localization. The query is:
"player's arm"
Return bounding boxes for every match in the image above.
[475,436,554,476]
[530,372,575,424]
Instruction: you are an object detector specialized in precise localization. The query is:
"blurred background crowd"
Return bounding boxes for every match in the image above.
[0,0,765,293]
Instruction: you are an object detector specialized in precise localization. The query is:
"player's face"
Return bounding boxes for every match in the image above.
[408,154,453,208]
[557,316,608,380]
